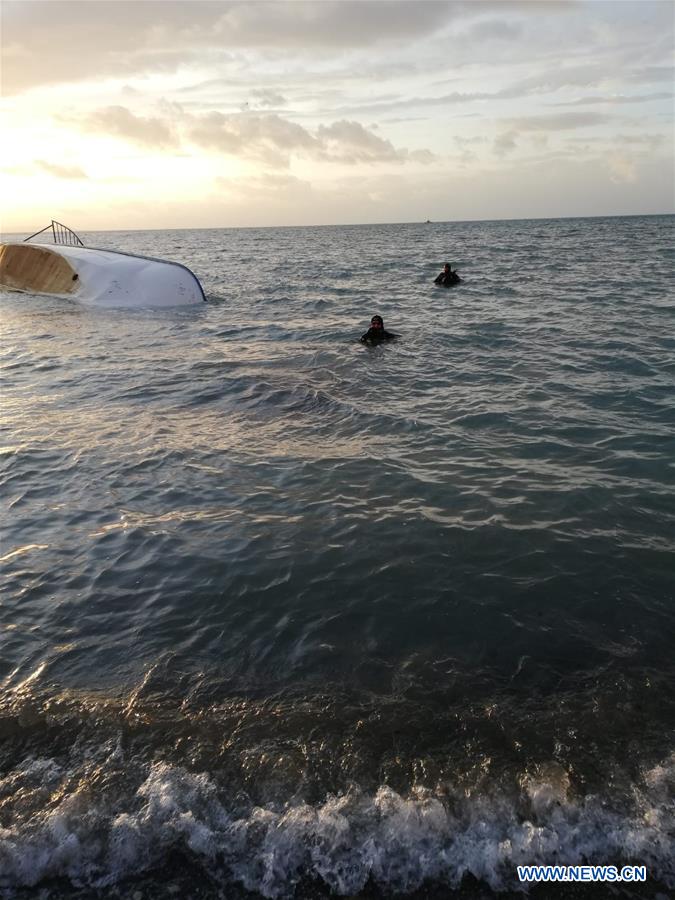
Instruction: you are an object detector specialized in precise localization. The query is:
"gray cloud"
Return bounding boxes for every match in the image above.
[298,62,656,121]
[83,106,177,149]
[612,134,667,147]
[77,104,434,167]
[464,18,523,41]
[492,112,611,157]
[503,112,611,132]
[503,66,612,97]
[191,113,435,165]
[250,89,287,109]
[188,112,318,166]
[381,116,430,125]
[550,92,673,107]
[210,0,459,48]
[454,136,489,148]
[324,90,496,119]
[174,60,421,102]
[1,0,592,97]
[317,120,403,163]
[494,130,518,156]
[2,2,221,94]
[322,68,621,119]
[624,66,675,85]
[0,0,472,94]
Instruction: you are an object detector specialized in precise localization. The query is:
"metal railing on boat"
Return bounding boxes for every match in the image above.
[24,220,84,247]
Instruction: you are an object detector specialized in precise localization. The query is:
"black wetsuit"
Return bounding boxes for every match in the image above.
[360,327,398,343]
[434,270,461,286]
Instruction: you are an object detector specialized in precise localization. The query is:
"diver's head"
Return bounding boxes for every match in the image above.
[370,315,384,330]
[444,262,451,272]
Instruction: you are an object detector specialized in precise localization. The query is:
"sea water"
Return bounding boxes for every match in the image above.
[0,215,674,898]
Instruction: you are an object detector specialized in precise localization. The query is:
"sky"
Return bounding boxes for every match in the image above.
[1,0,673,231]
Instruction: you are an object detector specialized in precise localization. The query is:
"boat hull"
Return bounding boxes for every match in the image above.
[0,242,206,307]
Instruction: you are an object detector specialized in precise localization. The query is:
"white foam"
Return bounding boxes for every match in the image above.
[0,754,673,896]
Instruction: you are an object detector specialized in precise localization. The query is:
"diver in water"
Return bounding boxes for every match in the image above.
[434,262,461,286]
[360,314,399,343]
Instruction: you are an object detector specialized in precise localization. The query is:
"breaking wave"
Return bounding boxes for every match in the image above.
[1,750,673,897]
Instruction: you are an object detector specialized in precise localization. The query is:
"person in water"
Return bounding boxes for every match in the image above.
[434,262,461,286]
[360,314,399,342]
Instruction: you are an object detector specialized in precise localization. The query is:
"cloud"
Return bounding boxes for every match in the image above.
[503,66,610,97]
[465,18,523,41]
[83,106,177,148]
[298,61,666,121]
[76,103,434,168]
[188,111,318,166]
[564,134,669,156]
[503,112,611,132]
[624,66,675,85]
[612,134,666,148]
[317,120,403,163]
[494,130,518,156]
[211,0,460,49]
[324,89,498,120]
[550,92,673,106]
[492,111,611,157]
[250,89,287,108]
[35,160,87,179]
[454,136,488,148]
[1,2,216,94]
[190,113,435,166]
[453,134,489,163]
[486,65,673,106]
[0,0,471,94]
[382,116,431,125]
[4,0,670,233]
[1,0,596,97]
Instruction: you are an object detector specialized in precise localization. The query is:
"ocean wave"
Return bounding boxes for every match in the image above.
[0,753,673,897]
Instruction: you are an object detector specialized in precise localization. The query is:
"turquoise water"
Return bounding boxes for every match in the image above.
[1,215,674,897]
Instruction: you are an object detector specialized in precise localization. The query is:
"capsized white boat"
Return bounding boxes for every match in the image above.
[0,221,206,307]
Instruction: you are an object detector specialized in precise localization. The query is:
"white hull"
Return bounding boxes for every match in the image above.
[0,242,206,307]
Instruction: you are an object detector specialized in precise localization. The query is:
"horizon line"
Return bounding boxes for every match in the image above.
[2,210,673,238]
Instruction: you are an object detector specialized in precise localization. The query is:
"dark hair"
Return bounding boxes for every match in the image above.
[371,315,383,325]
